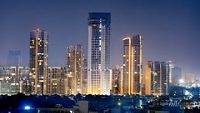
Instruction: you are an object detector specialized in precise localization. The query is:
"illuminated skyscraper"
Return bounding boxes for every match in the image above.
[145,61,169,96]
[122,35,143,95]
[87,13,111,95]
[66,45,84,95]
[122,37,131,95]
[30,28,48,95]
[172,67,182,85]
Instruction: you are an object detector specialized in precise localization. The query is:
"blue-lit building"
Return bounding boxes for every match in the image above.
[30,28,48,95]
[87,13,111,95]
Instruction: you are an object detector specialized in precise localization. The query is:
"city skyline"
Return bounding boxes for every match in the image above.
[1,0,200,77]
[1,0,200,112]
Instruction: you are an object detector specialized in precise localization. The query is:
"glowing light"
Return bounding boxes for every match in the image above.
[179,79,184,84]
[117,102,121,106]
[185,90,191,96]
[24,105,31,110]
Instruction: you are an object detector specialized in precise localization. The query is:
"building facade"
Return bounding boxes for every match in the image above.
[30,28,48,95]
[47,67,66,95]
[172,67,182,86]
[66,45,84,95]
[87,13,111,95]
[111,66,123,95]
[0,66,29,95]
[145,61,170,96]
[122,35,143,95]
[82,59,88,94]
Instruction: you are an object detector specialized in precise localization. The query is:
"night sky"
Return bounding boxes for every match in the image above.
[0,0,200,77]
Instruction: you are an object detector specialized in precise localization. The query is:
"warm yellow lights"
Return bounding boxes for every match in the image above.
[30,28,48,95]
[122,35,142,95]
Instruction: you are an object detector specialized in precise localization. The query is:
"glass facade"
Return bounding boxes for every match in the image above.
[47,67,66,95]
[66,45,84,95]
[122,35,143,95]
[145,61,169,96]
[87,13,111,95]
[122,37,132,94]
[30,28,48,95]
[132,35,143,94]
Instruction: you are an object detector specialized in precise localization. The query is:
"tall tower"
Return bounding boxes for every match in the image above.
[66,45,84,95]
[122,37,132,95]
[30,27,48,95]
[132,35,143,95]
[145,61,169,96]
[87,12,111,95]
[122,35,142,95]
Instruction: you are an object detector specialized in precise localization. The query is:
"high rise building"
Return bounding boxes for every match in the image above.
[168,61,182,86]
[168,61,174,85]
[172,67,182,85]
[122,35,143,95]
[66,45,84,95]
[87,12,111,95]
[145,61,170,96]
[47,67,66,95]
[30,27,48,95]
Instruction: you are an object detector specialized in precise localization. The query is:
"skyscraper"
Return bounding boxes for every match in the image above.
[30,28,48,95]
[122,35,143,95]
[66,45,84,95]
[145,61,169,96]
[172,66,182,86]
[87,12,111,95]
[122,37,132,95]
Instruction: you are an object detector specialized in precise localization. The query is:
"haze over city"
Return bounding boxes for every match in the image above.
[0,0,200,77]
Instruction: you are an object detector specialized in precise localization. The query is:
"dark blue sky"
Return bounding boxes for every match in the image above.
[0,0,200,76]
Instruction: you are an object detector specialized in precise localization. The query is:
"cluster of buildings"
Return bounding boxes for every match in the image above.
[0,12,198,97]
